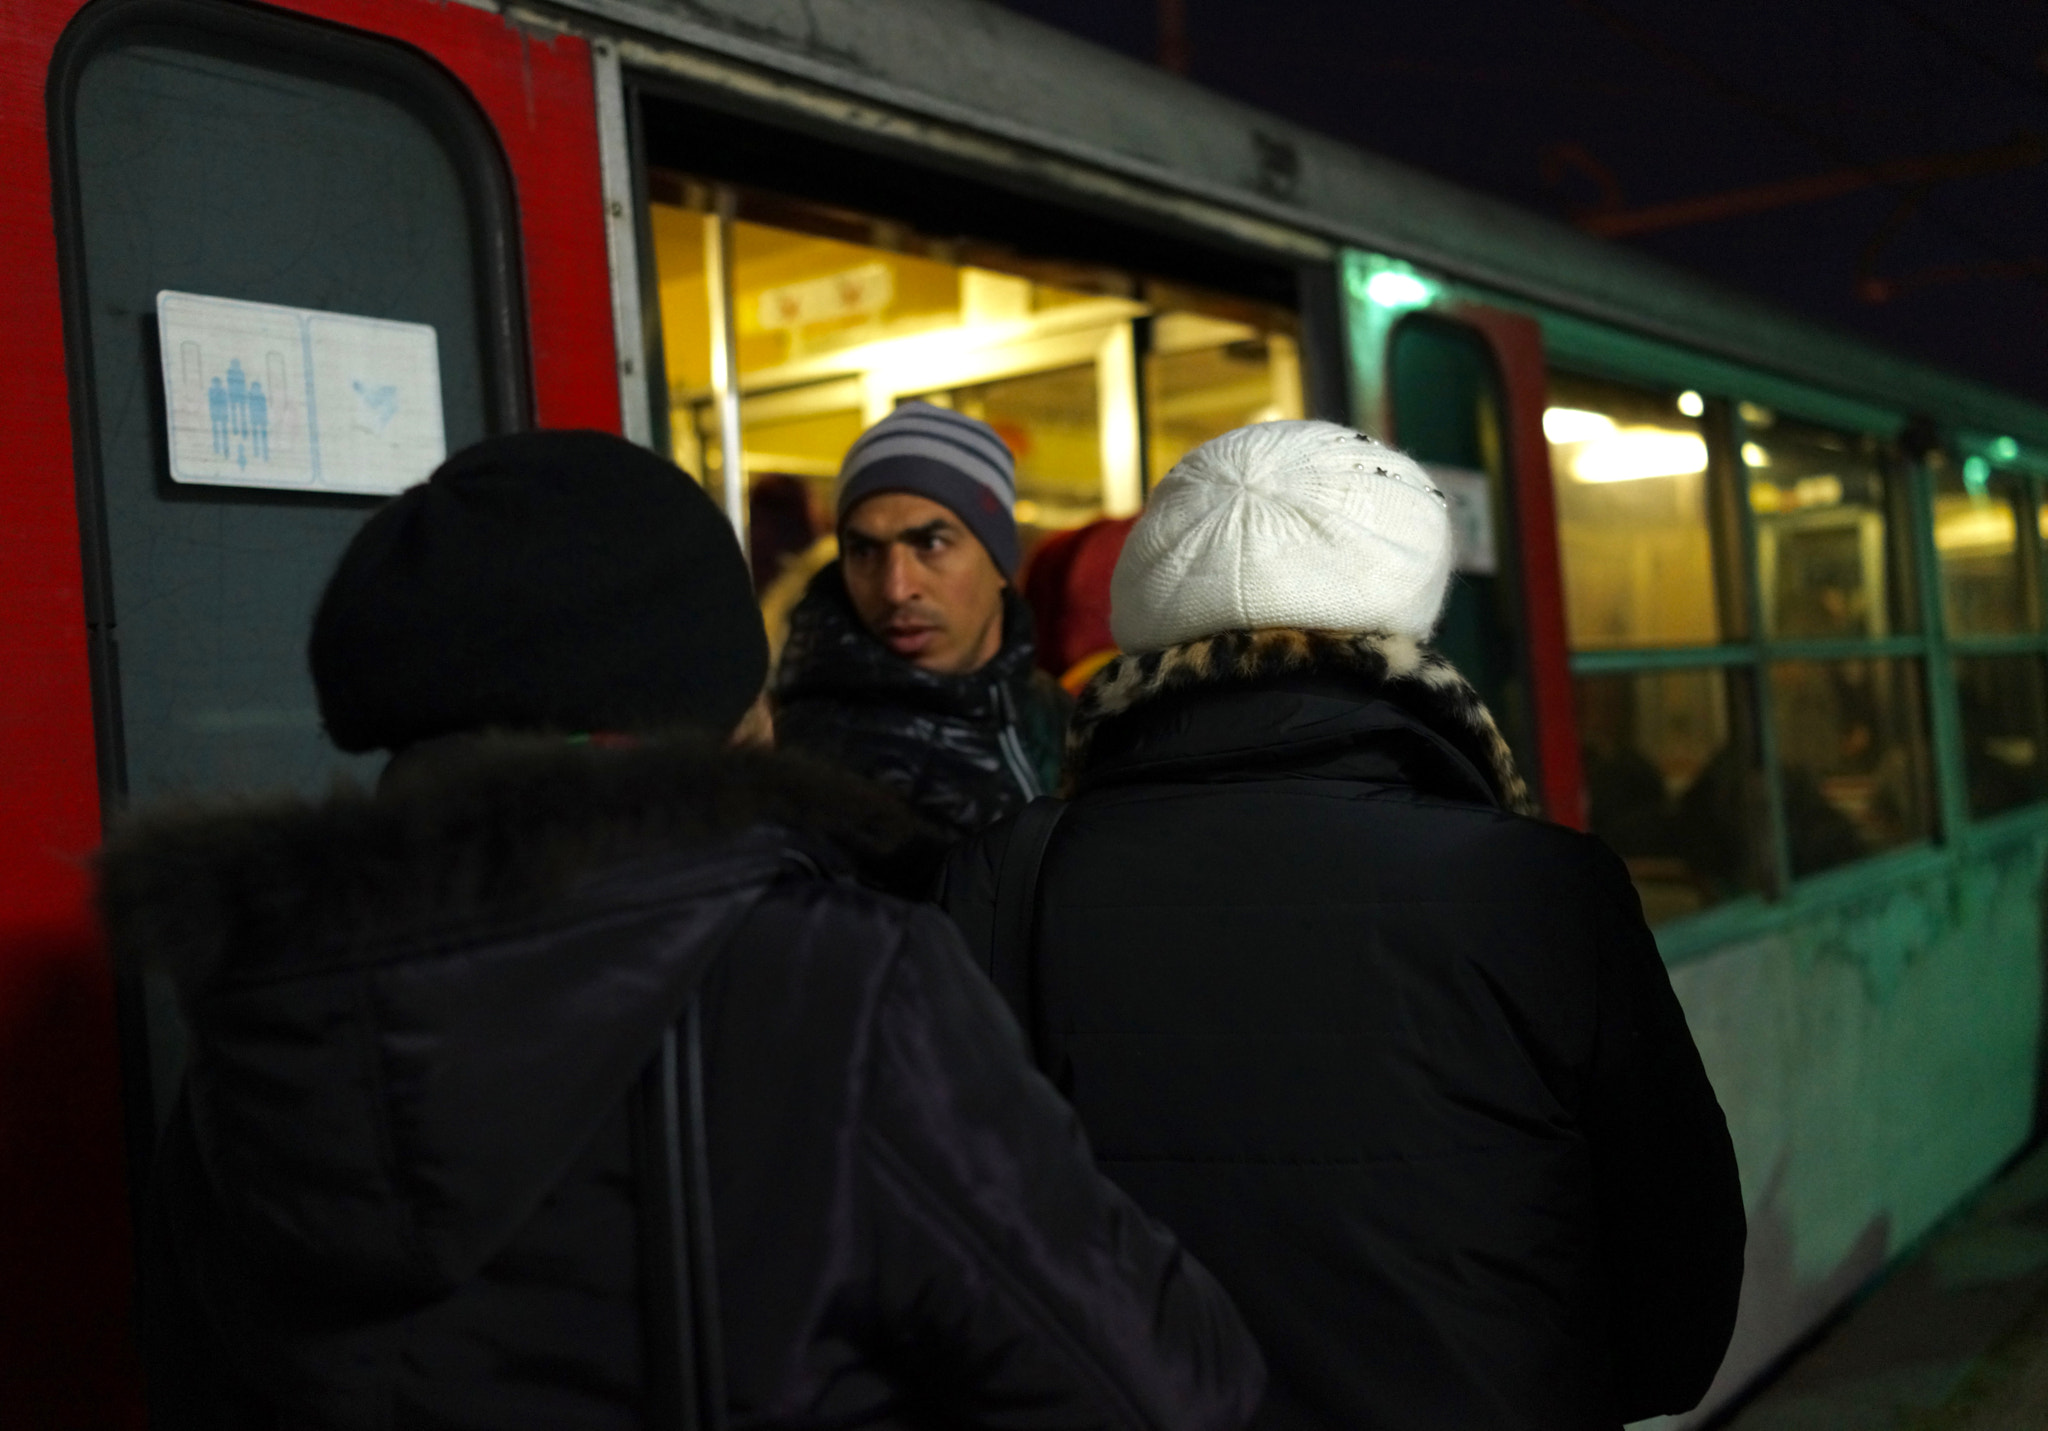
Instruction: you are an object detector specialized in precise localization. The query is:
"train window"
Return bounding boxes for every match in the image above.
[1932,454,2033,637]
[1769,659,1934,877]
[642,173,1303,600]
[1954,655,2048,818]
[1145,295,1305,477]
[1545,373,1725,650]
[1745,415,1910,639]
[931,367,1104,528]
[1538,362,1950,905]
[55,5,523,813]
[1576,668,1764,921]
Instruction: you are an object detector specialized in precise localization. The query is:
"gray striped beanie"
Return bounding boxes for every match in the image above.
[835,401,1020,578]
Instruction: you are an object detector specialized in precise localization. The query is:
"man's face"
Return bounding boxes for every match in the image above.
[840,492,1006,675]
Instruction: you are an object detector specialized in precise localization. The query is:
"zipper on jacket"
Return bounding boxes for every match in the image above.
[993,682,1043,799]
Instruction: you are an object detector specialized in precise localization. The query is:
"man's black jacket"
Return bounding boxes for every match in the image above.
[941,628,1746,1431]
[99,736,1264,1430]
[774,561,1070,840]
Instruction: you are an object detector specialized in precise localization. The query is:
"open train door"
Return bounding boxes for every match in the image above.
[3,0,618,1418]
[1344,255,1583,825]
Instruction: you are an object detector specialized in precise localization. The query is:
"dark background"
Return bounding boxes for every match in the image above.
[994,0,2048,404]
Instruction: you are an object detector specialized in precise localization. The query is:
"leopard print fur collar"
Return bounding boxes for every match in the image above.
[1064,627,1535,815]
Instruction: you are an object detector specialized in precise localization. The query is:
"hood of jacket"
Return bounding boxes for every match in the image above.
[773,560,1042,724]
[1065,627,1537,814]
[97,735,937,1305]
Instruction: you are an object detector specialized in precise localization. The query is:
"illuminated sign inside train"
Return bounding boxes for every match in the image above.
[155,291,446,496]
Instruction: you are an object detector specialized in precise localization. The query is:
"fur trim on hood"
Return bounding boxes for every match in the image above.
[1065,628,1536,815]
[97,732,942,991]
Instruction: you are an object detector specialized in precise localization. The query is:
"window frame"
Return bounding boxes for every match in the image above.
[1931,436,2048,830]
[1556,370,1942,903]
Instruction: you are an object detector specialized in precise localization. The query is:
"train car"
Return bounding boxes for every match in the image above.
[6,0,2047,1422]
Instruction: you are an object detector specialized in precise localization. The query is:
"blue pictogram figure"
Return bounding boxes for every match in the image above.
[207,376,230,456]
[247,382,270,461]
[352,380,400,434]
[226,359,248,439]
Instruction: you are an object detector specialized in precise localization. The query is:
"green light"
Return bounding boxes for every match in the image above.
[1364,270,1433,310]
[1991,436,2021,462]
[1963,455,1992,495]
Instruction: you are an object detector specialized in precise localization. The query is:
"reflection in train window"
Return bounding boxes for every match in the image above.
[643,174,1303,599]
[1954,655,2048,818]
[1934,456,2031,636]
[1768,658,1934,877]
[1546,373,1725,650]
[1931,454,2034,637]
[1746,414,1908,639]
[1575,667,1763,923]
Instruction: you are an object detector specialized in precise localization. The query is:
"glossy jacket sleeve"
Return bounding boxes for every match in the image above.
[1582,843,1748,1421]
[858,904,1265,1431]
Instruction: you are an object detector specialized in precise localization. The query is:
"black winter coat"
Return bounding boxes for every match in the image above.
[941,629,1746,1431]
[100,736,1264,1431]
[774,562,1070,840]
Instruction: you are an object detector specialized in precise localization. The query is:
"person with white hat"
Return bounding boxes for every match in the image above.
[940,420,1745,1430]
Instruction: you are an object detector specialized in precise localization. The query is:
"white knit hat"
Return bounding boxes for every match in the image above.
[1109,420,1453,653]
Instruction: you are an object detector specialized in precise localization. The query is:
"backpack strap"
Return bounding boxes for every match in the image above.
[988,795,1068,1048]
[640,996,726,1431]
[640,871,791,1431]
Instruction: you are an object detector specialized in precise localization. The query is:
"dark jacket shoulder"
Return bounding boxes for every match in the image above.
[104,734,1259,1431]
[943,629,1744,1430]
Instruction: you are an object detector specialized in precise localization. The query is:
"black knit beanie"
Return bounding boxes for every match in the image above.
[310,430,767,753]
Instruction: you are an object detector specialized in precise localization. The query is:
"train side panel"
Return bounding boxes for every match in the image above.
[1669,832,2046,1422]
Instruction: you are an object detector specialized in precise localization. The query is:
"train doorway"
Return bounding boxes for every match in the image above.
[630,86,1335,644]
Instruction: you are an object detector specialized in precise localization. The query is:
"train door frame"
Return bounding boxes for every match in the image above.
[3,0,620,1413]
[597,37,1351,534]
[1348,257,1584,824]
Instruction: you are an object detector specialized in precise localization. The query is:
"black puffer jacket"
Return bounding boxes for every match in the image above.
[774,562,1070,839]
[941,629,1746,1431]
[100,737,1264,1431]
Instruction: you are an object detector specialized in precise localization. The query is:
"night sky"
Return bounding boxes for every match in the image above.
[995,0,2048,406]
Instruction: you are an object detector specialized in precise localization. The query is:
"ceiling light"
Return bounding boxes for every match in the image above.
[1571,429,1709,483]
[1676,390,1704,418]
[1543,407,1617,444]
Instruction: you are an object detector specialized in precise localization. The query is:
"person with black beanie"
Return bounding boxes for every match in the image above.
[100,430,1264,1431]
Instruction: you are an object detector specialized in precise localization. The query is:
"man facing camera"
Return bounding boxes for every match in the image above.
[774,402,1070,840]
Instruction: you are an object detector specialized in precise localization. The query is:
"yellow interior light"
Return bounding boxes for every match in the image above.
[1676,390,1704,418]
[1742,442,1768,468]
[1936,505,2018,553]
[1570,429,1709,483]
[1543,407,1618,444]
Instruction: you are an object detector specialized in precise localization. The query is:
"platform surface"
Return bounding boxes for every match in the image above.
[1719,1142,2048,1431]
